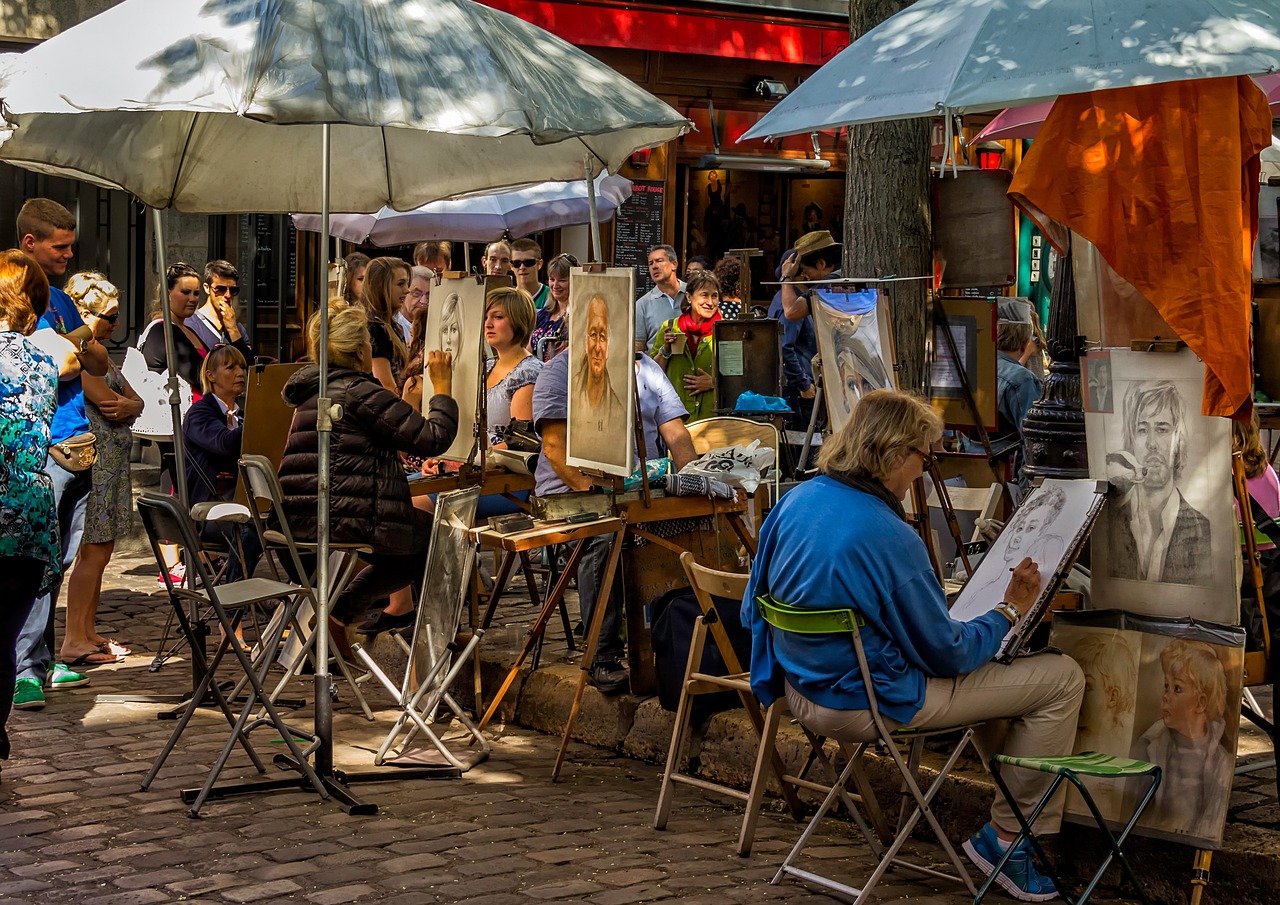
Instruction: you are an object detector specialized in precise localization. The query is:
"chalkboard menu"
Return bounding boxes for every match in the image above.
[613,179,664,297]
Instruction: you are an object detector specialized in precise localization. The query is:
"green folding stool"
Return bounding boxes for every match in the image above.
[977,751,1162,905]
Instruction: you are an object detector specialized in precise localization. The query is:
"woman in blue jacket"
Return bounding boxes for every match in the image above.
[743,389,1083,903]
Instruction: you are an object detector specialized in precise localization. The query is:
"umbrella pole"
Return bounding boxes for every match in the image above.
[151,207,190,512]
[584,155,601,261]
[315,124,336,776]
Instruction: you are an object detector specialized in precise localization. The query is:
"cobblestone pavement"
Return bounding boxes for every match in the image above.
[1,540,1270,904]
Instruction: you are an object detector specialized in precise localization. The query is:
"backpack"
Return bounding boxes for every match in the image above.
[650,586,754,726]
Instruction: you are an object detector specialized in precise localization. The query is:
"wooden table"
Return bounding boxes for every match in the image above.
[409,468,535,501]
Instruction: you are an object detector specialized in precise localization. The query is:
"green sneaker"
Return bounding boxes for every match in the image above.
[13,678,45,710]
[46,664,90,690]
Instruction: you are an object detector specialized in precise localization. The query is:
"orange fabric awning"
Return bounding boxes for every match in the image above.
[1009,76,1271,418]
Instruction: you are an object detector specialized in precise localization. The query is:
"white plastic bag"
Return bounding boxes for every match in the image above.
[679,440,775,493]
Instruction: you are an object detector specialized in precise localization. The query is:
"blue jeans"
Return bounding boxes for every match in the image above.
[16,455,90,683]
[578,533,624,665]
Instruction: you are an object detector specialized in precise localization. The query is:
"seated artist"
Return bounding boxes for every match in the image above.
[181,344,262,583]
[532,347,697,695]
[742,389,1084,903]
[278,301,457,628]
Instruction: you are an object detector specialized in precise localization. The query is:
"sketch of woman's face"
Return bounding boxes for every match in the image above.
[439,294,462,356]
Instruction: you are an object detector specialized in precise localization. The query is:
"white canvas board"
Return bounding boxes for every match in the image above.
[425,276,488,462]
[566,267,636,477]
[812,292,895,436]
[951,478,1106,658]
[409,486,481,692]
[1085,349,1238,624]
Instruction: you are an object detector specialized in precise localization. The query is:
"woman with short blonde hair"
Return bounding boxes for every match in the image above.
[307,299,370,370]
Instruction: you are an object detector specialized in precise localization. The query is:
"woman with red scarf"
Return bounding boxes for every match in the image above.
[649,270,721,422]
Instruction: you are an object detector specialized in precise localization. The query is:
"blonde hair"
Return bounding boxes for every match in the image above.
[1070,632,1138,725]
[1233,412,1267,479]
[359,256,410,370]
[65,271,119,317]
[307,300,370,371]
[200,343,247,395]
[1160,639,1228,723]
[817,389,942,482]
[485,286,537,347]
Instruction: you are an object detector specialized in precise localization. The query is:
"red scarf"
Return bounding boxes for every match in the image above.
[677,309,720,356]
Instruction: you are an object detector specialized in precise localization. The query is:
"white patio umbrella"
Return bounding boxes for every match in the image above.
[0,0,688,811]
[741,0,1280,142]
[291,173,633,246]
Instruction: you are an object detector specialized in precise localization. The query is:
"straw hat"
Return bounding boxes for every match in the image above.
[794,229,841,262]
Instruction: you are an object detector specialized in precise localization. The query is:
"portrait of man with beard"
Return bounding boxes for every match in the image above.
[1106,379,1212,585]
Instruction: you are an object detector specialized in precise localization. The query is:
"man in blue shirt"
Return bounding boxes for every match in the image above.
[767,249,819,430]
[634,244,686,353]
[532,349,696,694]
[15,198,111,710]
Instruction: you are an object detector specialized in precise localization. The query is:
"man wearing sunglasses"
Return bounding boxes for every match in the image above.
[510,238,549,310]
[186,259,254,360]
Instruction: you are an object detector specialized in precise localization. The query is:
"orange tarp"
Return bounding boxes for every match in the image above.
[1009,76,1271,418]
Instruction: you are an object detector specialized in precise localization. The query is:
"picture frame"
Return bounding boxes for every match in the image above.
[811,287,897,437]
[566,266,637,477]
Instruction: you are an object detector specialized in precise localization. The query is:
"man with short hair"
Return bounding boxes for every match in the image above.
[533,327,697,695]
[778,229,842,321]
[14,197,111,710]
[634,244,685,352]
[483,240,513,278]
[397,265,433,342]
[414,241,451,273]
[510,238,550,310]
[186,260,254,359]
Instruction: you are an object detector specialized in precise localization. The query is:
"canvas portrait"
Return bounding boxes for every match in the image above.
[1086,349,1237,623]
[410,486,481,691]
[950,478,1106,658]
[1082,351,1114,414]
[426,276,490,461]
[567,267,636,477]
[811,288,895,436]
[1051,612,1245,848]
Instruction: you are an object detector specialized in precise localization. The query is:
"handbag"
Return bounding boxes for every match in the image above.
[49,431,98,473]
[504,417,541,453]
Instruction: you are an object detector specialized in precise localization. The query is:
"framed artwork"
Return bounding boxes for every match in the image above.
[950,478,1106,659]
[1081,350,1114,414]
[1086,349,1238,624]
[928,296,997,431]
[425,276,500,461]
[811,288,896,436]
[567,267,636,477]
[1050,611,1245,848]
[409,486,481,691]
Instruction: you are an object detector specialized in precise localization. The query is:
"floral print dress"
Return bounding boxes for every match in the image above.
[0,332,60,594]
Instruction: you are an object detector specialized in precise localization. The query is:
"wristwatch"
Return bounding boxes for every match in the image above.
[994,601,1021,625]
[78,337,90,354]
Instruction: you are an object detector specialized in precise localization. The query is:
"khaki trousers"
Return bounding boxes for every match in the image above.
[786,651,1085,835]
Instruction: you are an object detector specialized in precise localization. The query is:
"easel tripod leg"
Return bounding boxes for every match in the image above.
[1190,849,1212,905]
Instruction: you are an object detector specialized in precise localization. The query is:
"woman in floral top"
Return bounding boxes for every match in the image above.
[0,249,59,763]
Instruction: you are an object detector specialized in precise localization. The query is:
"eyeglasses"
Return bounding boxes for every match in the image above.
[511,258,538,269]
[408,289,427,299]
[908,446,935,468]
[209,284,240,297]
[96,311,120,325]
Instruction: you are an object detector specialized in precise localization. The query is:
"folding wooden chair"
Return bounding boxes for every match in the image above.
[354,486,490,771]
[238,454,375,721]
[654,553,884,855]
[757,595,983,904]
[136,493,326,816]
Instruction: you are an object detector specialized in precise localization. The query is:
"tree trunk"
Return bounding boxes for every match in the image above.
[845,0,933,392]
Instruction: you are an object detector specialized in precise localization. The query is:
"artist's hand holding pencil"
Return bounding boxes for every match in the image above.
[1002,557,1041,609]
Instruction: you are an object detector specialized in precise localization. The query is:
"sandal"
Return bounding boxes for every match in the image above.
[96,639,131,658]
[63,649,125,668]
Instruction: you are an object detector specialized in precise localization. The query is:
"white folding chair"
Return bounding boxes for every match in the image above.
[354,486,490,771]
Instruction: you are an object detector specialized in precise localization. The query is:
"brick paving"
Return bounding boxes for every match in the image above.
[1,530,1275,903]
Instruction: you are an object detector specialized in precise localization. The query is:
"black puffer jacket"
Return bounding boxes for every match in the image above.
[278,365,458,556]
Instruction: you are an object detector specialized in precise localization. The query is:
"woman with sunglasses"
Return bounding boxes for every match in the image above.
[60,272,143,666]
[185,260,254,361]
[529,253,576,361]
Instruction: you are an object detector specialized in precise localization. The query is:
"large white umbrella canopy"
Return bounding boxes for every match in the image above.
[741,0,1280,141]
[0,0,687,212]
[291,173,633,245]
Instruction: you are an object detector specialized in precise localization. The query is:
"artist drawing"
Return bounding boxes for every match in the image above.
[426,278,487,461]
[567,267,636,476]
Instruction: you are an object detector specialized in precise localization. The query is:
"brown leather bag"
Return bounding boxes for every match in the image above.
[49,431,98,473]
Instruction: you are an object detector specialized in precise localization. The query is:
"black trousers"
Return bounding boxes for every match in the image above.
[0,557,42,760]
[333,549,429,624]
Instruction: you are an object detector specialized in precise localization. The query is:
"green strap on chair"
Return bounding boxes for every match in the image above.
[756,594,864,633]
[995,751,1159,779]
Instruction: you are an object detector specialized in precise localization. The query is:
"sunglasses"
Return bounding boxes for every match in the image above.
[511,258,538,269]
[96,311,120,325]
[209,284,241,297]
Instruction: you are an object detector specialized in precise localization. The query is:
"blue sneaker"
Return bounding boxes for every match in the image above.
[963,823,1059,902]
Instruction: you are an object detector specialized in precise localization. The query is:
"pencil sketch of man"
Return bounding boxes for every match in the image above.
[1107,380,1211,585]
[571,294,628,467]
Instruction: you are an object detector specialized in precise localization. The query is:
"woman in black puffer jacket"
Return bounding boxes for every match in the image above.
[279,301,457,623]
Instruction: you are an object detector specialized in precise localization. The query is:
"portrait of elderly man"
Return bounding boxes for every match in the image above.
[570,293,629,468]
[1107,379,1211,585]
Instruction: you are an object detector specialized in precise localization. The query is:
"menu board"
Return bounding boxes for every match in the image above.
[613,180,664,296]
